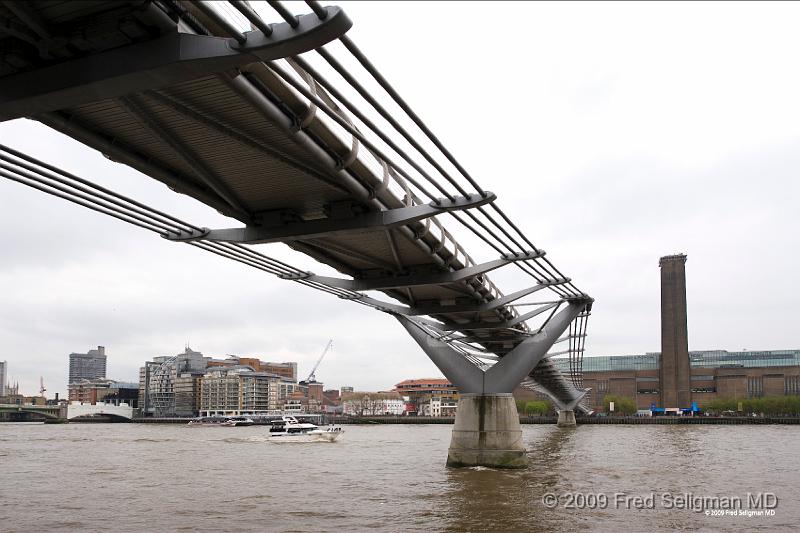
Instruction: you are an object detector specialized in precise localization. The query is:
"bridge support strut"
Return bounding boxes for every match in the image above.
[553,390,587,428]
[396,300,587,468]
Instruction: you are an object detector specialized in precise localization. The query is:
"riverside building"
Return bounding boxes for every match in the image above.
[68,379,138,407]
[553,349,800,411]
[139,347,301,417]
[138,347,210,417]
[342,391,405,416]
[395,378,460,416]
[539,254,800,413]
[207,356,297,382]
[199,367,281,416]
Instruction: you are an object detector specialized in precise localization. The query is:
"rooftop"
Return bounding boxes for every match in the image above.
[395,378,454,387]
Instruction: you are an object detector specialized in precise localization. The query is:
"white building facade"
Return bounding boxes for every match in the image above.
[342,392,405,416]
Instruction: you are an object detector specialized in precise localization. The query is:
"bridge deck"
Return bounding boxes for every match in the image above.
[0,1,591,410]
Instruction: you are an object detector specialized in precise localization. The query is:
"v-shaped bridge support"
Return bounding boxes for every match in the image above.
[395,299,589,468]
[396,300,587,394]
[395,300,589,468]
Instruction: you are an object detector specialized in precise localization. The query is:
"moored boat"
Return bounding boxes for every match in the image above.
[221,416,255,427]
[188,416,254,427]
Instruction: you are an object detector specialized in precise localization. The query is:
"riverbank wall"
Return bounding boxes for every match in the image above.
[124,415,800,425]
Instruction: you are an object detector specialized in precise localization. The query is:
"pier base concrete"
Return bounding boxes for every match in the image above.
[556,410,577,428]
[446,393,526,469]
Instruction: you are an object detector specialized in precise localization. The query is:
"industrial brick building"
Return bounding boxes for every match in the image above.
[554,350,800,411]
[546,254,800,413]
[68,378,139,407]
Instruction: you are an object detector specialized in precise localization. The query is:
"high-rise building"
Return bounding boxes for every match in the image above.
[659,254,691,408]
[0,360,6,396]
[68,346,107,384]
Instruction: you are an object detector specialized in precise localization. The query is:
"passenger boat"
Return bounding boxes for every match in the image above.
[187,416,254,427]
[268,416,343,442]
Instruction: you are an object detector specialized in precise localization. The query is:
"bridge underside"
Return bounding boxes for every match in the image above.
[0,1,593,466]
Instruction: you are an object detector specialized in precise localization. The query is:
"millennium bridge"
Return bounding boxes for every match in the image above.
[0,0,592,467]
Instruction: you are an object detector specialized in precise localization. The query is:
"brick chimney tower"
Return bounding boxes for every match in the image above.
[659,254,691,408]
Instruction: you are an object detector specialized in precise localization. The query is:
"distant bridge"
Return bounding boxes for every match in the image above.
[66,402,134,421]
[0,403,65,420]
[0,1,593,467]
[0,402,133,421]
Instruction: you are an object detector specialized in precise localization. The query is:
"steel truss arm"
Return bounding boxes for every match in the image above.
[165,193,496,244]
[439,301,560,331]
[0,6,351,120]
[396,300,588,394]
[118,95,249,216]
[403,282,567,316]
[278,250,545,291]
[551,390,588,412]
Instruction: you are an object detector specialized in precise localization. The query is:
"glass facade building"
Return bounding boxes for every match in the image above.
[554,350,800,373]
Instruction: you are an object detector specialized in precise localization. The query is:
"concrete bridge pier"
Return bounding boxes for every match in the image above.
[556,410,577,427]
[446,393,526,468]
[397,300,587,468]
[554,392,586,428]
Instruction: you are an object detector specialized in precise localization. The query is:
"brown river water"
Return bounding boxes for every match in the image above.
[0,423,796,532]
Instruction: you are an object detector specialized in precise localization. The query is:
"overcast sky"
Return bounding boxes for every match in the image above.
[1,1,799,398]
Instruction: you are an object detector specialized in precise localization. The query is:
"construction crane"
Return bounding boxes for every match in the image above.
[39,376,46,397]
[303,339,333,384]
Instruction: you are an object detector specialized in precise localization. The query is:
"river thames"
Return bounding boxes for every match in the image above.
[0,423,796,532]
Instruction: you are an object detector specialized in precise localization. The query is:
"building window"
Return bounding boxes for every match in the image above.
[690,375,715,381]
[746,377,763,398]
[785,376,800,396]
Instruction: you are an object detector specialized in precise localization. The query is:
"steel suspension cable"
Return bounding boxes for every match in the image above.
[336,34,487,196]
[286,55,571,296]
[218,3,581,303]
[264,60,445,203]
[0,162,179,235]
[294,50,473,198]
[0,145,197,234]
[0,168,166,235]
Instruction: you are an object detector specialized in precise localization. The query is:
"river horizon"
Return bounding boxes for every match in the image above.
[1,422,797,532]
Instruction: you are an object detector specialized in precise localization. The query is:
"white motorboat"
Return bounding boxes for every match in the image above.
[268,416,343,442]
